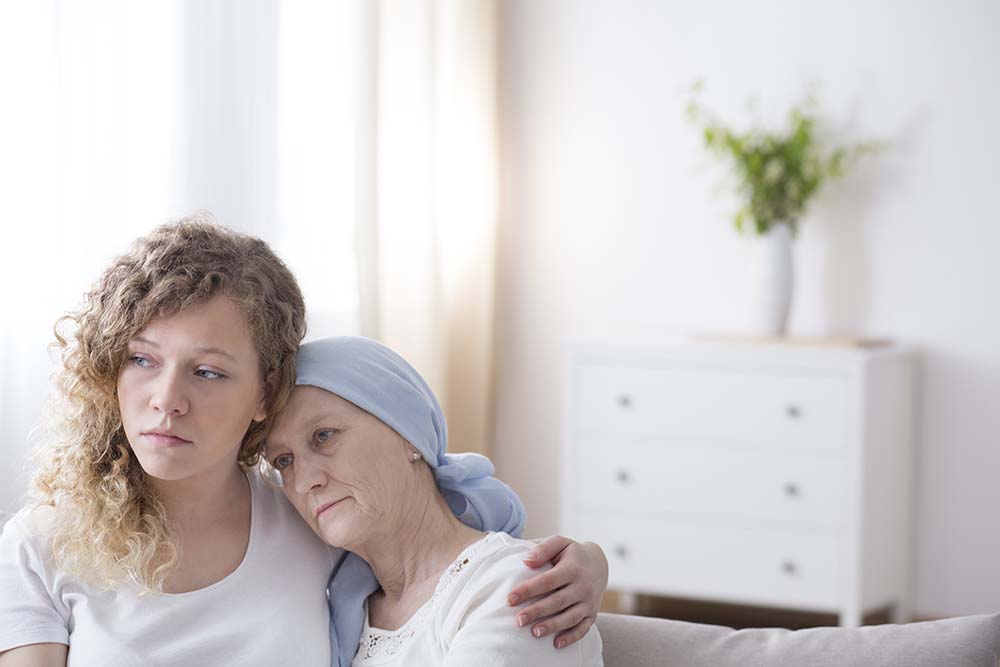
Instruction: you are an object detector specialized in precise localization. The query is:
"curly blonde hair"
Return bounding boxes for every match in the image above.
[31,212,306,592]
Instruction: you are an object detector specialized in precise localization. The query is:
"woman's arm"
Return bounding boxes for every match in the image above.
[0,643,68,667]
[507,536,609,648]
[0,515,71,663]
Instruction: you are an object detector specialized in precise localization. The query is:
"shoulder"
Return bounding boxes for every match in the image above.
[1,504,56,559]
[1,503,88,601]
[248,467,305,531]
[434,533,543,626]
[433,533,604,665]
[245,470,342,566]
[456,533,542,589]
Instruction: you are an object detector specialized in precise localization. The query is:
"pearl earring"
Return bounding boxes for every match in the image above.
[411,451,422,461]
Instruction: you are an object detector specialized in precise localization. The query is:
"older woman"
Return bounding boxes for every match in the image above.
[266,337,604,666]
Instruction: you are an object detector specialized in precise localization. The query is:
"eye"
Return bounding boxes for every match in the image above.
[129,355,154,368]
[314,429,336,444]
[195,368,226,380]
[272,453,294,470]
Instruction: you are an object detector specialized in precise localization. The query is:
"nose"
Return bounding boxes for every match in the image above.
[149,367,189,416]
[293,451,327,496]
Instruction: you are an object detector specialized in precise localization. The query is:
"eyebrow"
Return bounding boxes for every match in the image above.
[131,336,239,363]
[268,415,347,451]
[306,414,350,434]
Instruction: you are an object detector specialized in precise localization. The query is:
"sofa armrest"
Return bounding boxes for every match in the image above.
[596,611,1000,667]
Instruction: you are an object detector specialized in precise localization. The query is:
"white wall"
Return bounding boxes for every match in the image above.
[495,0,999,618]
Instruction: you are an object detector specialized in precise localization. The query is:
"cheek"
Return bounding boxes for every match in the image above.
[346,458,405,510]
[116,376,142,421]
[198,385,260,427]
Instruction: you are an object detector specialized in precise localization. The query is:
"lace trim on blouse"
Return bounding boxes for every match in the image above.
[354,535,491,663]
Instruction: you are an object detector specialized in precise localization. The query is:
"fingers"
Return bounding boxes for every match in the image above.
[551,611,596,649]
[515,583,575,627]
[524,602,593,647]
[523,535,574,568]
[507,562,578,607]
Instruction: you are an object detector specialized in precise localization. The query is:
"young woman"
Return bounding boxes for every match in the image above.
[267,336,604,666]
[0,217,607,666]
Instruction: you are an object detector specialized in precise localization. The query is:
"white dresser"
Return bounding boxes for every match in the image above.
[561,342,915,627]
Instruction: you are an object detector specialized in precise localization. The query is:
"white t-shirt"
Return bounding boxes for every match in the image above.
[0,471,340,666]
[353,532,603,667]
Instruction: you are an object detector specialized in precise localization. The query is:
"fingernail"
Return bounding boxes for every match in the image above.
[525,552,538,561]
[507,593,519,606]
[556,640,566,649]
[533,625,546,638]
[517,614,527,627]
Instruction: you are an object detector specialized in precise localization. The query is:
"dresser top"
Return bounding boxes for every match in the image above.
[567,338,916,370]
[692,335,893,349]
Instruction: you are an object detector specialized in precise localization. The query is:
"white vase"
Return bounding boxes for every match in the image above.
[750,223,793,337]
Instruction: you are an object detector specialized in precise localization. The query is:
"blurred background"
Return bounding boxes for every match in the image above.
[1,0,997,627]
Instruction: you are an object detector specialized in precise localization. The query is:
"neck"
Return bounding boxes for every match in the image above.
[356,487,483,603]
[149,456,248,529]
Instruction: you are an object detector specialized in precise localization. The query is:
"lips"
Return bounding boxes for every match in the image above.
[141,430,192,447]
[315,499,345,518]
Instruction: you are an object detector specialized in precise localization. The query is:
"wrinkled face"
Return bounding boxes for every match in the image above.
[266,385,420,550]
[117,295,267,482]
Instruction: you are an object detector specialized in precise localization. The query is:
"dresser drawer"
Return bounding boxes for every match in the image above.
[575,440,843,528]
[576,513,841,610]
[574,363,847,449]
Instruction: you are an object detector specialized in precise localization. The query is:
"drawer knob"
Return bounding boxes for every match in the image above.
[614,545,629,559]
[617,394,633,408]
[615,469,632,484]
[784,483,800,498]
[785,404,802,419]
[781,560,798,576]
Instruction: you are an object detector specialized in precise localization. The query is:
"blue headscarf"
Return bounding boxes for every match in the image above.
[294,336,526,667]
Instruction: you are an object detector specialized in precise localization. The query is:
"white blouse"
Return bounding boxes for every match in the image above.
[353,532,603,667]
[0,471,340,666]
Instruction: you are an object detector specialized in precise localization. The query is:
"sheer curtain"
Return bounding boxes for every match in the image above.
[365,0,500,457]
[0,0,500,514]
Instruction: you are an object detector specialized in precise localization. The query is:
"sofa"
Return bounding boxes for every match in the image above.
[596,611,1000,666]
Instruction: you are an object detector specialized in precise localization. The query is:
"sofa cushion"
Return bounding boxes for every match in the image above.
[596,611,1000,667]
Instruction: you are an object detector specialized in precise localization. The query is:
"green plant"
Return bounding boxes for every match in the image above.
[686,83,877,237]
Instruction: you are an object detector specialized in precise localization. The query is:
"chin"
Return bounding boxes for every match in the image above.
[131,448,202,482]
[137,462,201,482]
[320,530,359,550]
[317,514,367,550]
